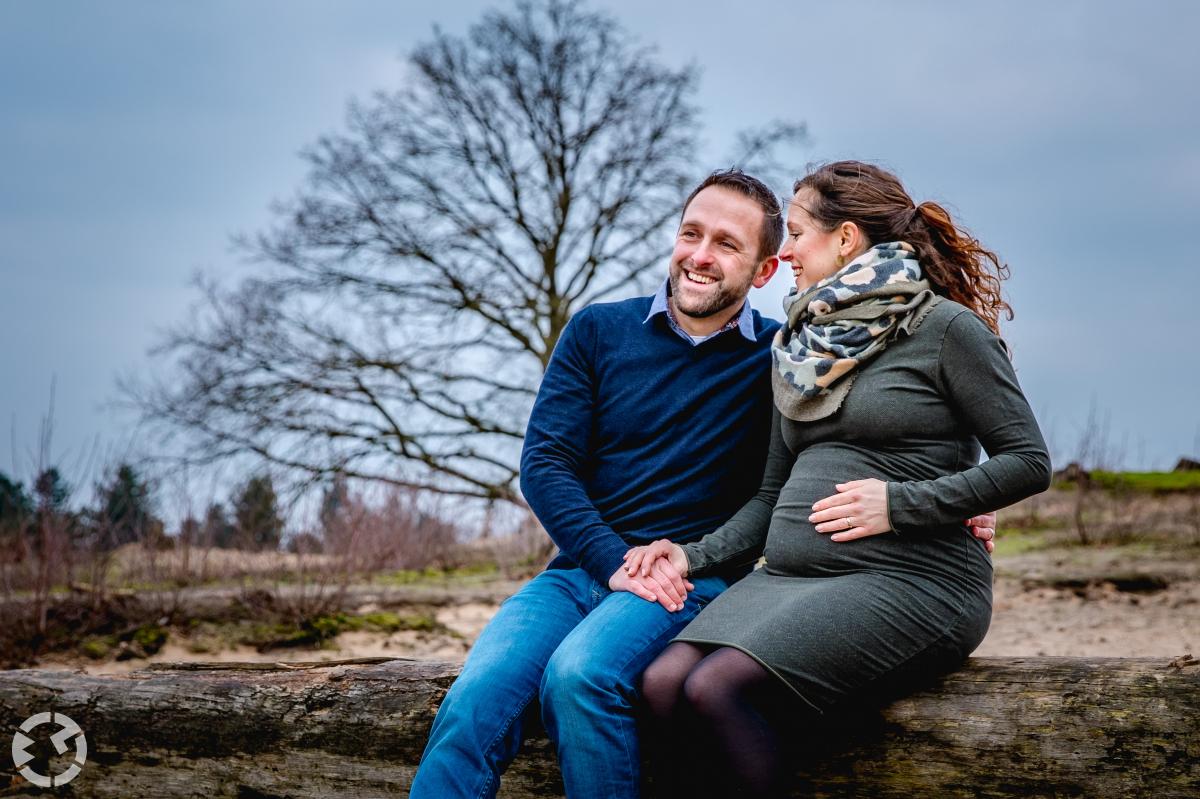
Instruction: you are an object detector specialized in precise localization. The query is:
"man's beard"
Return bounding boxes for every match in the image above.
[669,268,754,319]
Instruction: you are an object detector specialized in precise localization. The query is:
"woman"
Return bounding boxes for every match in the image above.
[624,161,1051,798]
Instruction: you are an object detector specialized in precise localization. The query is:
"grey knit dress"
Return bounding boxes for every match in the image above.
[675,299,1051,712]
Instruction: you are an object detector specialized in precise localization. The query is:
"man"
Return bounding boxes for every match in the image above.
[410,170,995,798]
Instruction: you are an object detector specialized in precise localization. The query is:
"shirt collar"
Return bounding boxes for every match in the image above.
[643,278,757,344]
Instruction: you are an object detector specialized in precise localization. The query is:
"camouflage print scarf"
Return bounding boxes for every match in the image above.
[771,241,941,421]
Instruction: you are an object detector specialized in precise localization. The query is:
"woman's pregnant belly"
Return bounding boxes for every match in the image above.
[762,444,989,585]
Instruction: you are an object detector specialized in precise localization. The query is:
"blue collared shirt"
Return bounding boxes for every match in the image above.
[643,278,757,346]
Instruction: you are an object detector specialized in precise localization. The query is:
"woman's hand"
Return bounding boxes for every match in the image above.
[809,479,891,541]
[812,483,999,548]
[624,539,692,583]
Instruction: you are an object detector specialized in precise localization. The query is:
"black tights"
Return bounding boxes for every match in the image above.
[641,642,793,799]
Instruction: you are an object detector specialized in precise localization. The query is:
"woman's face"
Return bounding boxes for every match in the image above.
[780,188,852,291]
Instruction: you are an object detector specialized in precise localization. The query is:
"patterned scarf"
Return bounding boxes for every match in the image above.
[771,241,941,421]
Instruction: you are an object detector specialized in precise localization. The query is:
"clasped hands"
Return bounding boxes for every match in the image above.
[611,539,692,613]
[613,479,997,612]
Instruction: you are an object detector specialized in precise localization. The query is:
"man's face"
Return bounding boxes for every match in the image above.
[670,186,771,321]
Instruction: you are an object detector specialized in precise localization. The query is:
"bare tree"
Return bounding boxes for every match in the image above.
[126,0,804,505]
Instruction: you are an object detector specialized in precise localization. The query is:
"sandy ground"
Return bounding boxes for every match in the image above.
[39,601,496,674]
[976,577,1198,657]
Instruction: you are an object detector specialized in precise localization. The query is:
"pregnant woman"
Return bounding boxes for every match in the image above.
[624,161,1052,798]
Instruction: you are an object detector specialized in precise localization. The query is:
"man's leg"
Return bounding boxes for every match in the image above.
[410,568,593,799]
[538,574,728,799]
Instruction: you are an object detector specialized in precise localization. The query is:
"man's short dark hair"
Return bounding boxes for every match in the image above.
[681,169,784,261]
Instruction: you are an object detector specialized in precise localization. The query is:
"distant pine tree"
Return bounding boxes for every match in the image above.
[34,467,70,513]
[201,502,237,549]
[96,464,162,549]
[233,474,284,551]
[318,473,350,549]
[0,472,32,524]
[0,472,33,560]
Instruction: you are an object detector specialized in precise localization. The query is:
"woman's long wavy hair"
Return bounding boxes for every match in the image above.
[794,161,1012,334]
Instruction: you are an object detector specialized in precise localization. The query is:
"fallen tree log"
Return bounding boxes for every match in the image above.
[0,656,1196,798]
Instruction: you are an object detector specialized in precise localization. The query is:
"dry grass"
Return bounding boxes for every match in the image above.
[1001,486,1200,547]
[98,544,335,586]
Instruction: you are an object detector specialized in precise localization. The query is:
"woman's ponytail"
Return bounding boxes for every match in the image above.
[911,201,1011,334]
[795,162,1012,334]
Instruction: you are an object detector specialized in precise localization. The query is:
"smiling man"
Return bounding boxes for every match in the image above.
[668,182,776,328]
[409,170,786,799]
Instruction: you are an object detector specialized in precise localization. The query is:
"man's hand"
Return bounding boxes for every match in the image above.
[968,512,997,554]
[608,557,690,613]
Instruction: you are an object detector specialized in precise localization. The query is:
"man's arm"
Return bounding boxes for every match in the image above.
[520,309,682,605]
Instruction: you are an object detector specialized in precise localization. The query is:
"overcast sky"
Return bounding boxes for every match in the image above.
[2,0,1198,505]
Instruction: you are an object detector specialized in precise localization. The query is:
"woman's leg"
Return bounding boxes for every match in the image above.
[682,647,790,799]
[641,641,707,720]
[640,641,708,798]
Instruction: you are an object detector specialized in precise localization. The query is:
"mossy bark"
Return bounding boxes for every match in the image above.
[0,656,1196,798]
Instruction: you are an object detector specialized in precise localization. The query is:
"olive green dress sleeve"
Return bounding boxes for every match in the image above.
[681,407,797,576]
[886,309,1053,532]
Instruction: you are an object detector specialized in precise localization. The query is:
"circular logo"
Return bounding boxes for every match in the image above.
[11,712,87,788]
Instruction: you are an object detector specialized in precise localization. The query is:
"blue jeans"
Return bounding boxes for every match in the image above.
[409,567,728,799]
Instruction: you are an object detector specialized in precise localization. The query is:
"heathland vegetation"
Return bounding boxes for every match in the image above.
[2,449,1196,671]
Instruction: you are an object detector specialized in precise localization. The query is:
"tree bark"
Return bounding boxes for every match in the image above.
[0,656,1196,798]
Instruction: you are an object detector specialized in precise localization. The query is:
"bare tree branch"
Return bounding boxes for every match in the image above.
[126,0,806,505]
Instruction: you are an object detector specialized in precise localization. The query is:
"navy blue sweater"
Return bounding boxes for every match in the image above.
[519,296,781,585]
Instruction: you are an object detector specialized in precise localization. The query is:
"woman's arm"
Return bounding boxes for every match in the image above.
[807,309,1050,540]
[816,305,1051,542]
[885,309,1052,530]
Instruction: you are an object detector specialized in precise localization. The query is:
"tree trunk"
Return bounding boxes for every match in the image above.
[0,656,1196,798]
